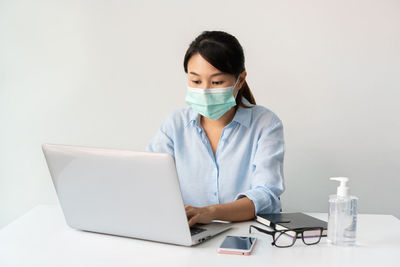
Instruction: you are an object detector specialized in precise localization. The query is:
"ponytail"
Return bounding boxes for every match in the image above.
[236,81,256,108]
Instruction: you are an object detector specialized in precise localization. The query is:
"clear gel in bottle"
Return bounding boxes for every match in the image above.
[327,177,358,246]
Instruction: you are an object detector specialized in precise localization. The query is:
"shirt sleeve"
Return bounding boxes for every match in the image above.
[235,117,285,214]
[145,117,175,157]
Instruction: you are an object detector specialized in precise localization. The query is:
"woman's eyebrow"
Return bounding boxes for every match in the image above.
[189,71,226,77]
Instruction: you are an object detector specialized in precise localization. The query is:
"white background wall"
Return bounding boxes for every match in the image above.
[1,0,399,229]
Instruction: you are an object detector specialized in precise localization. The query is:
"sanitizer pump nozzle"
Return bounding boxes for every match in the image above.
[330,177,349,198]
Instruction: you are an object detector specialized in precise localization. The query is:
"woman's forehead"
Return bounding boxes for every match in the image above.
[187,53,226,77]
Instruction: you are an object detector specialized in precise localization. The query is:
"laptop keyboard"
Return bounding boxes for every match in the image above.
[190,226,206,236]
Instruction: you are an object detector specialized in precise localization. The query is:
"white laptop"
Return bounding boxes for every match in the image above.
[42,143,232,246]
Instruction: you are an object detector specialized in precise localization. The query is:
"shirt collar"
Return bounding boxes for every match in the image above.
[184,108,201,128]
[185,96,253,128]
[232,97,253,128]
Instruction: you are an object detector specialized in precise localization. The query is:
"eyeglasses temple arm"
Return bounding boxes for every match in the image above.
[249,225,275,237]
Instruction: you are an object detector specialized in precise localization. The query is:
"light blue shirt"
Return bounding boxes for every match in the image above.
[146,97,285,214]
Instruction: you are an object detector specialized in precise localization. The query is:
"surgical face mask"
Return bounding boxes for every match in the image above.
[185,77,240,120]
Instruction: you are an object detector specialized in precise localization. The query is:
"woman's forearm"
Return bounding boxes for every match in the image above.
[208,197,255,222]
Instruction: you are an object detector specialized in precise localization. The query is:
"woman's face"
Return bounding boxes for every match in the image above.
[187,53,244,96]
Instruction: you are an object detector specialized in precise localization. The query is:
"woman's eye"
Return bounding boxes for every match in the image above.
[212,81,224,85]
[192,80,200,84]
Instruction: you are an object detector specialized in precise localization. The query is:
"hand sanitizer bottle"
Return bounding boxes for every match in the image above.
[327,177,358,246]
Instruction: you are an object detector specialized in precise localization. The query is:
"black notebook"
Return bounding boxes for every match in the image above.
[256,212,328,236]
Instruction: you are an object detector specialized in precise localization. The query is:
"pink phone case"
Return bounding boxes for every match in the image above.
[216,238,256,256]
[217,248,251,256]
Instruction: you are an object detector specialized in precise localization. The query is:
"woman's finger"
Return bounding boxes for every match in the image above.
[185,207,197,219]
[188,214,200,227]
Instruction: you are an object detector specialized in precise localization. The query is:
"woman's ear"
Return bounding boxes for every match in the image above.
[234,71,247,97]
[238,71,247,88]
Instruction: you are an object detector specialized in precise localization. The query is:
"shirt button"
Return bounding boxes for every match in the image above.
[213,192,217,196]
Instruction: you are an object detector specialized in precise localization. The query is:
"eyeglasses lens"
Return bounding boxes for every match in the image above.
[302,228,321,245]
[274,230,297,247]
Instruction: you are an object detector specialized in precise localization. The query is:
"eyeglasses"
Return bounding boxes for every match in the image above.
[249,225,323,248]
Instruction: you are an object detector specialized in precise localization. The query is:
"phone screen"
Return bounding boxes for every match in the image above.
[219,236,256,250]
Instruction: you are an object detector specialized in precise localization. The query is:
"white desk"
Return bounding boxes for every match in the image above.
[0,205,399,267]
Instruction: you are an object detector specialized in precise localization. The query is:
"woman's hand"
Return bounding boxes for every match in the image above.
[185,198,255,227]
[185,205,216,227]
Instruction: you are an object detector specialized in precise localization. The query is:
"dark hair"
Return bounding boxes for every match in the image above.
[183,31,256,108]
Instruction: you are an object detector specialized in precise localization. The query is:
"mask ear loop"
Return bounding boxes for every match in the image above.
[233,75,241,98]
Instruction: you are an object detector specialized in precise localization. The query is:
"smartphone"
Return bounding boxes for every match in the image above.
[217,235,257,255]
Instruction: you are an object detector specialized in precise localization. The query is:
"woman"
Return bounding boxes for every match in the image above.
[146,31,285,227]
